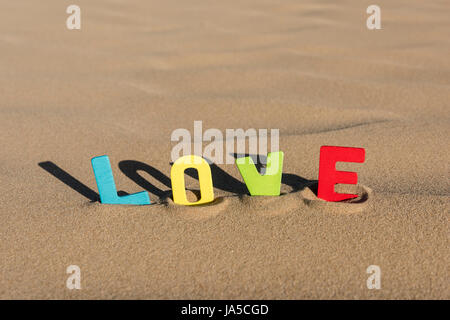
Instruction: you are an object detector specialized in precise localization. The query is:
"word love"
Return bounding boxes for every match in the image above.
[91,146,365,206]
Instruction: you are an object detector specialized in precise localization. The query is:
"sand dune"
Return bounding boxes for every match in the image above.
[0,0,448,299]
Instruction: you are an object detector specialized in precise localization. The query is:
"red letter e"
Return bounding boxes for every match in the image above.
[318,146,365,202]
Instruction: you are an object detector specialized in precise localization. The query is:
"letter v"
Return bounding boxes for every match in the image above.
[91,155,150,205]
[235,151,284,196]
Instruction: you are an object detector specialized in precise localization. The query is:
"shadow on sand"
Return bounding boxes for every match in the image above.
[38,157,317,202]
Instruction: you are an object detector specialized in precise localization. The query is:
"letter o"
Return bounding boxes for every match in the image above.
[171,155,214,205]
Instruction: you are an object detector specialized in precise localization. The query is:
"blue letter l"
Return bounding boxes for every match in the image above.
[91,155,150,205]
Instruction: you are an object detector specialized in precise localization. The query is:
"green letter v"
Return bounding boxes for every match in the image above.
[235,151,284,196]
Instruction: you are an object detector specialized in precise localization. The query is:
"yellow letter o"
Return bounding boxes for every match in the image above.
[171,155,214,205]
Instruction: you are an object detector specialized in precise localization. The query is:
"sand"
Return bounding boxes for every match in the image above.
[0,0,448,299]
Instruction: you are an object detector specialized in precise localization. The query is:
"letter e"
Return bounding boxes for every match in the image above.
[317,146,365,202]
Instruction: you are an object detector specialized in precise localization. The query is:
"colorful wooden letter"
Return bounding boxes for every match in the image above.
[91,155,150,205]
[171,155,214,205]
[317,146,365,202]
[235,151,284,196]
